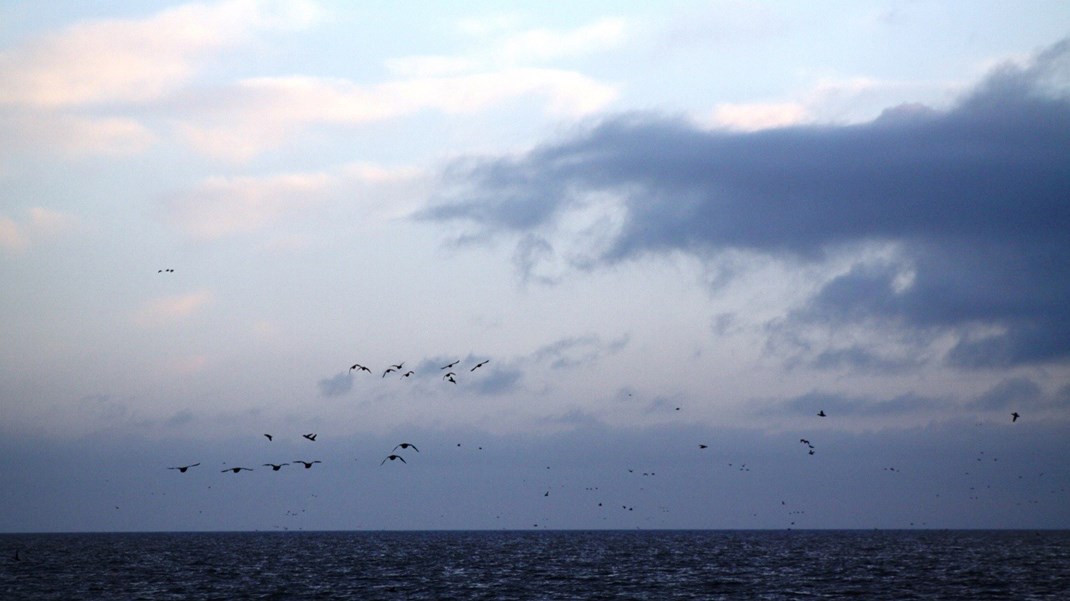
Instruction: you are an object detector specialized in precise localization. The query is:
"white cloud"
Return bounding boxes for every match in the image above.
[162,162,431,239]
[133,290,214,326]
[178,69,617,160]
[0,0,321,108]
[705,76,961,130]
[2,112,155,157]
[498,18,627,64]
[0,207,81,255]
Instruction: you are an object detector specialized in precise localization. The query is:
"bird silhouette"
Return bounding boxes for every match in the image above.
[293,460,322,469]
[349,363,371,373]
[167,463,200,473]
[303,433,317,441]
[441,360,460,370]
[264,434,273,441]
[382,367,398,377]
[221,467,253,473]
[381,454,407,465]
[817,410,827,417]
[699,444,708,449]
[263,463,288,471]
[393,443,419,453]
[402,370,414,378]
[1012,412,1020,422]
[470,360,490,372]
[443,372,457,383]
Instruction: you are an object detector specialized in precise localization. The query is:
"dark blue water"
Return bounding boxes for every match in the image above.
[2,530,1068,600]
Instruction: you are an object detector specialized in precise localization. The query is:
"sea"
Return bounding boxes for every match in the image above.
[2,530,1068,600]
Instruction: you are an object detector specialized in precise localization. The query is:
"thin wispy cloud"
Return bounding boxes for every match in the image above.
[133,290,213,326]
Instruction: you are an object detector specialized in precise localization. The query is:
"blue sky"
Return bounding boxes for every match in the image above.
[1,1,1068,531]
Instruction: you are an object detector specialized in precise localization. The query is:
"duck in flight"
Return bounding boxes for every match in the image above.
[470,359,490,372]
[264,434,273,441]
[817,410,827,417]
[349,363,371,373]
[441,360,460,370]
[293,460,322,469]
[263,463,289,471]
[443,372,457,383]
[303,433,317,442]
[1012,412,1020,422]
[222,467,254,473]
[402,370,415,378]
[381,454,407,465]
[167,463,200,473]
[393,443,419,453]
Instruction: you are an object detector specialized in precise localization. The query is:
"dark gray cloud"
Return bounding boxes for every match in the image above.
[419,39,1070,368]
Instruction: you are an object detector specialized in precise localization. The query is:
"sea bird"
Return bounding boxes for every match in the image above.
[381,454,407,465]
[441,360,460,370]
[393,443,419,453]
[167,463,200,473]
[470,360,490,372]
[222,467,254,473]
[263,463,288,471]
[349,363,371,373]
[293,460,322,469]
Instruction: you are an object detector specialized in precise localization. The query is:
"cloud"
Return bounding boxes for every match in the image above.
[775,390,943,418]
[176,69,616,160]
[532,334,629,370]
[0,207,81,254]
[419,39,1070,368]
[161,163,428,239]
[317,371,353,397]
[133,290,213,325]
[0,0,320,108]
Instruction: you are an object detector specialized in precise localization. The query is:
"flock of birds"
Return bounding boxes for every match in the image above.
[150,267,1048,530]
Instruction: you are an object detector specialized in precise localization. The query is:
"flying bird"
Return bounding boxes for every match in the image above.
[441,360,460,370]
[382,367,398,377]
[293,460,322,469]
[167,463,200,473]
[443,372,457,383]
[470,360,490,372]
[381,454,407,465]
[402,370,414,378]
[303,433,317,442]
[349,363,371,373]
[263,434,273,441]
[393,443,419,453]
[698,444,708,449]
[263,463,288,471]
[817,410,827,417]
[221,467,253,473]
[1012,412,1020,422]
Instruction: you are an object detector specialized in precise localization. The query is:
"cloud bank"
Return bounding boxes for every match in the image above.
[419,39,1070,369]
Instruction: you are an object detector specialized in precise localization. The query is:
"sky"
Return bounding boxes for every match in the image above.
[1,0,1069,532]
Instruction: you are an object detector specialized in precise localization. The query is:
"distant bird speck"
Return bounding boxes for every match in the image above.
[817,410,827,417]
[264,434,273,441]
[302,433,317,442]
[1012,412,1020,422]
